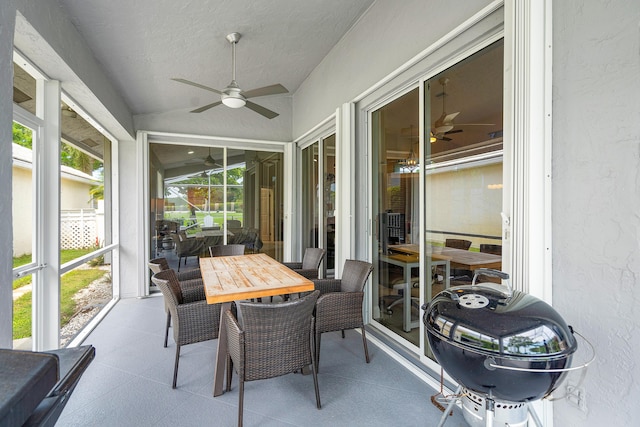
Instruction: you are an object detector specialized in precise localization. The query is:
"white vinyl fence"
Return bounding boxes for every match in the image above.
[60,209,105,249]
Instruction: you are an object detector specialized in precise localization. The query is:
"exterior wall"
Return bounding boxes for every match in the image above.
[12,165,32,256]
[60,176,94,210]
[12,163,96,256]
[552,1,640,425]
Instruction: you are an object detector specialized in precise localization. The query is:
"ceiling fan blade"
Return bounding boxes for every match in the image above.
[245,100,279,119]
[190,101,223,113]
[443,112,460,123]
[445,129,463,135]
[172,78,223,94]
[242,84,289,99]
[455,123,496,126]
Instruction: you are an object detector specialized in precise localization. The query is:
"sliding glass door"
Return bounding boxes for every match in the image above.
[370,39,504,356]
[148,143,284,282]
[298,132,336,277]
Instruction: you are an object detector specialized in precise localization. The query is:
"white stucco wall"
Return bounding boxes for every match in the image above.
[11,166,32,256]
[552,1,640,425]
[59,176,94,210]
[292,0,494,138]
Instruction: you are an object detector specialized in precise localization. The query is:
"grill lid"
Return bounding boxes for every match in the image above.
[426,282,577,359]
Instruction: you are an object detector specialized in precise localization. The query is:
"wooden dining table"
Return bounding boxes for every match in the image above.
[199,253,315,397]
[389,243,502,271]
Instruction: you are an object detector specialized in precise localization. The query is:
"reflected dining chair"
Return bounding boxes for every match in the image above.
[444,239,473,283]
[445,238,472,250]
[208,244,246,257]
[282,248,325,279]
[151,269,221,389]
[480,243,502,255]
[148,257,205,347]
[312,259,374,370]
[224,290,321,427]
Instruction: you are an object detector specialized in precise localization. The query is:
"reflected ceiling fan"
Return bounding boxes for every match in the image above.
[184,147,223,169]
[172,32,288,119]
[431,77,494,141]
[203,147,222,168]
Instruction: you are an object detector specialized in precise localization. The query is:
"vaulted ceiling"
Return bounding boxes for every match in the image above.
[58,0,375,116]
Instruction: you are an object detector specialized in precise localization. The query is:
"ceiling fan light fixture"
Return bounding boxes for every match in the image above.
[221,83,246,108]
[221,94,246,108]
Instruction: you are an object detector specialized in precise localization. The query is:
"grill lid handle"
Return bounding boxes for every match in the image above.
[472,268,512,297]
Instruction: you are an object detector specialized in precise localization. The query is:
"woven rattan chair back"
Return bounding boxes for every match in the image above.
[151,269,220,389]
[301,248,325,270]
[445,239,472,250]
[209,244,246,257]
[148,257,170,274]
[151,269,183,305]
[340,259,374,293]
[224,290,321,426]
[479,244,502,255]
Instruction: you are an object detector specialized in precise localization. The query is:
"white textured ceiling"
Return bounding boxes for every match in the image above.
[58,0,375,116]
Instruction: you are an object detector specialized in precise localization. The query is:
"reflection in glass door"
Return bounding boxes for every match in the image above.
[370,39,504,358]
[301,143,319,251]
[299,133,336,278]
[322,135,336,273]
[371,88,421,347]
[149,144,284,277]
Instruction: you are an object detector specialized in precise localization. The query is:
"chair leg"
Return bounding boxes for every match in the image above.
[311,337,321,409]
[315,332,322,372]
[226,355,233,392]
[172,345,181,389]
[341,330,345,339]
[238,378,244,427]
[361,327,370,363]
[164,312,171,348]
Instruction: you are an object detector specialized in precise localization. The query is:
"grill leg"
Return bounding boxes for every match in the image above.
[485,396,495,427]
[436,385,461,427]
[527,403,544,427]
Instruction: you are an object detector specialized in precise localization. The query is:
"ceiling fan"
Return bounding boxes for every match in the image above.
[184,147,223,169]
[431,77,494,141]
[203,147,222,168]
[172,32,288,119]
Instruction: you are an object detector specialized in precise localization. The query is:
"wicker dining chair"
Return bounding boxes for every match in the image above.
[312,259,374,370]
[281,248,325,279]
[151,269,221,389]
[224,290,321,427]
[208,244,246,257]
[480,243,502,255]
[445,238,472,250]
[148,258,206,347]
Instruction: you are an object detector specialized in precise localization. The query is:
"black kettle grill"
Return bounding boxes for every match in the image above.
[423,269,579,426]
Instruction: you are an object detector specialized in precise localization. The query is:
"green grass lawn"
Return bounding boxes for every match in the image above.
[163,211,244,228]
[12,267,108,340]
